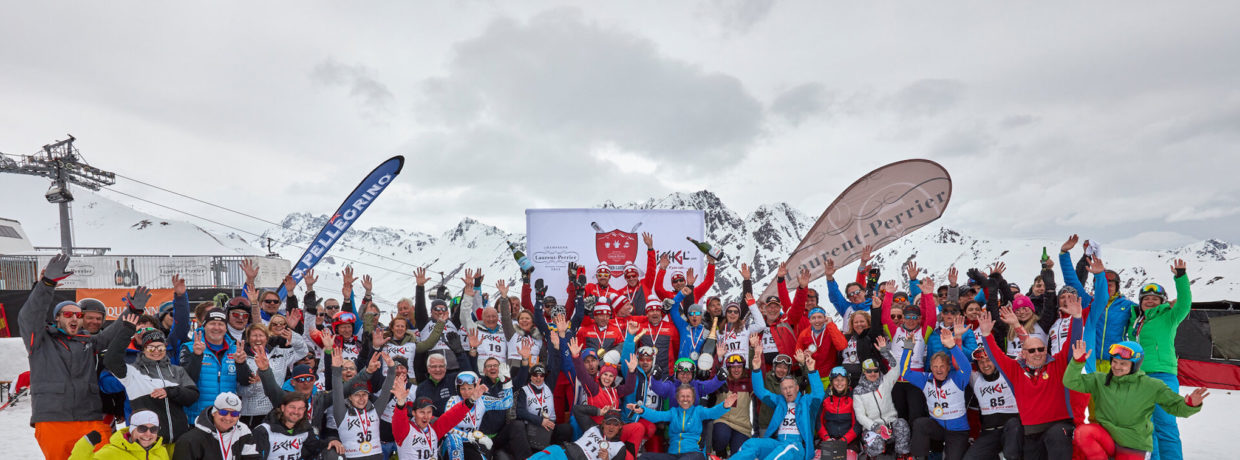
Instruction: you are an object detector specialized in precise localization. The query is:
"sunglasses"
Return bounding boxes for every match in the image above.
[270,322,287,327]
[325,305,341,310]
[230,312,250,319]
[263,299,281,305]
[293,376,316,382]
[688,311,703,317]
[942,310,961,315]
[864,368,881,374]
[217,409,241,417]
[144,345,166,352]
[61,311,84,319]
[1024,347,1047,354]
[846,290,863,296]
[624,274,638,279]
[890,315,904,320]
[432,307,448,312]
[132,424,159,434]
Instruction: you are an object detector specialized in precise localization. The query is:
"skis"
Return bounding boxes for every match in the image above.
[0,388,29,412]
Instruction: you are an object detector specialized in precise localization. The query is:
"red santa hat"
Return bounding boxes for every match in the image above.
[596,262,611,275]
[623,262,639,277]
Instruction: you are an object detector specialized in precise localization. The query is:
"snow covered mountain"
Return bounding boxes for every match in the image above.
[258,190,1240,310]
[5,171,1237,307]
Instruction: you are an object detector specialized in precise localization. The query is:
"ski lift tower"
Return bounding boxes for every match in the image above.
[0,135,116,255]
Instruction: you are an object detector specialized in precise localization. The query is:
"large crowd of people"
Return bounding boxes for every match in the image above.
[18,233,1211,460]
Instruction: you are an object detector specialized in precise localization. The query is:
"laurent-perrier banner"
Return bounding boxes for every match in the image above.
[526,209,705,305]
[762,159,952,298]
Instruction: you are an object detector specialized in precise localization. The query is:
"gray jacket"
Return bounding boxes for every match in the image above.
[19,279,126,425]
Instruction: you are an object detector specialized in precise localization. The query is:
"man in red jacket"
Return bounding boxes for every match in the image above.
[755,264,809,369]
[636,299,679,374]
[581,303,625,355]
[979,295,1084,460]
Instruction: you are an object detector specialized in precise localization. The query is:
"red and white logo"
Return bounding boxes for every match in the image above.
[595,228,638,277]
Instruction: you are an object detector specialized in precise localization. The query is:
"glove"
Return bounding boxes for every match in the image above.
[967,268,988,287]
[85,430,102,445]
[42,254,73,283]
[446,331,465,355]
[535,279,548,299]
[127,286,152,313]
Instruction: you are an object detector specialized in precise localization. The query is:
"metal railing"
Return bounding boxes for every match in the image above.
[0,255,290,290]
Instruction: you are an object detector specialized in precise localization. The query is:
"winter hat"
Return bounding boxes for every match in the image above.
[623,263,639,277]
[226,297,251,312]
[52,300,80,318]
[808,307,827,318]
[724,302,742,314]
[1012,295,1035,312]
[671,272,686,283]
[645,299,663,312]
[156,301,175,319]
[203,307,227,326]
[687,303,705,317]
[79,298,107,315]
[413,397,436,410]
[602,411,623,425]
[593,302,612,315]
[1058,285,1078,297]
[430,299,449,312]
[596,263,610,275]
[861,359,880,372]
[347,380,370,396]
[1104,270,1121,286]
[829,366,849,380]
[763,295,781,306]
[391,356,409,370]
[214,392,243,412]
[137,329,167,348]
[1009,282,1021,292]
[129,410,160,428]
[892,292,909,303]
[530,363,547,375]
[599,364,619,377]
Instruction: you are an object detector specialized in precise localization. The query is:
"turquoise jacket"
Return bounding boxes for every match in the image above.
[754,369,824,460]
[638,400,730,454]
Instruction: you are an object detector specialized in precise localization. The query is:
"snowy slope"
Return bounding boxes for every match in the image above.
[0,175,263,256]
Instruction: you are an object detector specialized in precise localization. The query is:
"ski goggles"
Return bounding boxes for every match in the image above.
[1140,283,1167,299]
[637,346,657,357]
[61,311,84,319]
[674,359,696,372]
[456,372,480,386]
[1109,343,1143,361]
[829,367,848,379]
[293,375,316,383]
[725,354,746,367]
[773,354,794,366]
[334,312,357,323]
[972,348,989,361]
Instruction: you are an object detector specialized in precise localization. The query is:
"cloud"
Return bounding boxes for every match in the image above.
[695,0,776,35]
[414,8,764,174]
[999,114,1038,129]
[887,79,966,118]
[928,127,996,157]
[310,59,395,121]
[770,82,830,126]
[1111,231,1199,250]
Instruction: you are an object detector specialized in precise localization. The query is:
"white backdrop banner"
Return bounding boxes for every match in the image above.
[526,209,706,304]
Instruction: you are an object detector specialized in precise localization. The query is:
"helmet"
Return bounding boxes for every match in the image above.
[829,366,848,380]
[1139,283,1167,303]
[455,371,480,387]
[1108,341,1144,364]
[674,358,696,373]
[724,353,746,367]
[331,311,357,332]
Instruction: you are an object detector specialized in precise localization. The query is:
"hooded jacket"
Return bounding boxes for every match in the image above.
[1063,355,1201,451]
[19,279,128,425]
[171,407,261,460]
[754,368,825,460]
[103,322,199,443]
[239,333,309,417]
[1060,251,1137,361]
[252,408,330,460]
[1126,273,1191,375]
[852,346,900,431]
[180,330,244,420]
[69,427,171,460]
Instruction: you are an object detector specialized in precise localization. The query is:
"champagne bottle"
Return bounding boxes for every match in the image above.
[122,258,132,286]
[685,237,723,260]
[131,260,140,287]
[507,241,534,273]
[114,261,124,286]
[591,221,605,233]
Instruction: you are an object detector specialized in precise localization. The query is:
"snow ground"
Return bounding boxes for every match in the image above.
[0,333,1231,457]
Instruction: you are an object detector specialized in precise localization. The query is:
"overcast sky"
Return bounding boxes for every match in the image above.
[3,1,1238,251]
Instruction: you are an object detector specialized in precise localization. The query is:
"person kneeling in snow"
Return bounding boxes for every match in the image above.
[70,410,171,460]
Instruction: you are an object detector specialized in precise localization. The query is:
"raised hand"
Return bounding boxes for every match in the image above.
[977,311,996,336]
[905,262,919,282]
[725,392,739,408]
[750,333,761,350]
[362,274,373,294]
[1071,339,1088,362]
[468,329,482,350]
[1060,294,1083,318]
[41,254,73,281]
[473,268,484,284]
[128,286,152,311]
[554,314,570,334]
[232,348,248,364]
[473,383,489,400]
[740,263,751,281]
[331,344,344,368]
[372,330,389,348]
[283,275,297,296]
[777,262,788,279]
[288,309,303,329]
[496,279,509,297]
[192,330,206,355]
[380,351,394,368]
[568,337,583,358]
[240,259,259,283]
[920,277,934,294]
[120,312,139,326]
[304,268,318,291]
[367,351,382,373]
[626,320,641,336]
[658,254,670,271]
[1171,258,1187,276]
[1061,234,1079,253]
[824,258,837,279]
[628,353,638,373]
[642,232,654,248]
[752,352,763,370]
[1188,387,1211,406]
[947,267,958,286]
[519,340,533,361]
[860,244,874,267]
[173,274,187,296]
[414,267,429,286]
[797,268,810,287]
[990,262,1006,276]
[460,268,474,296]
[391,374,409,402]
[881,280,895,294]
[685,268,697,286]
[953,322,967,337]
[875,335,888,349]
[941,329,957,349]
[1088,257,1105,275]
[342,266,356,296]
[998,306,1019,325]
[254,346,270,371]
[805,355,817,372]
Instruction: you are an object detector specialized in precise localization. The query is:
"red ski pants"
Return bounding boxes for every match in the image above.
[1074,424,1145,460]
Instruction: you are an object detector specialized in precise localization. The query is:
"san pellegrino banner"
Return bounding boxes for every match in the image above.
[761,159,952,299]
[276,156,405,299]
